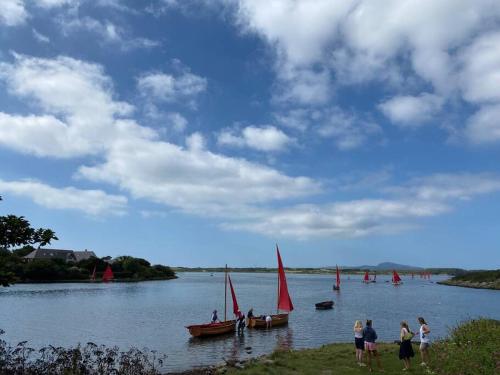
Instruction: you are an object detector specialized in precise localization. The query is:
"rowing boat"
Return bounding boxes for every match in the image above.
[186,320,236,337]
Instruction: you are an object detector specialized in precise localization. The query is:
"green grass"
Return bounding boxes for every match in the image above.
[451,269,500,283]
[226,319,500,375]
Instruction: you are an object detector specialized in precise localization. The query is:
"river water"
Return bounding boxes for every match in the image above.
[0,272,499,372]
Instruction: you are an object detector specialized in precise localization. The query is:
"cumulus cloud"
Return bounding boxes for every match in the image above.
[0,54,153,158]
[0,179,127,216]
[0,0,28,26]
[218,125,294,152]
[378,93,443,127]
[464,105,500,144]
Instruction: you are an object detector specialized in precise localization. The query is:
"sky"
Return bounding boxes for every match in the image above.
[0,0,500,269]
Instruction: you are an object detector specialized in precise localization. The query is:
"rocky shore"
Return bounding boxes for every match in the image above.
[438,279,500,290]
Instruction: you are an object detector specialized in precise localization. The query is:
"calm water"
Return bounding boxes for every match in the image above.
[1,272,499,372]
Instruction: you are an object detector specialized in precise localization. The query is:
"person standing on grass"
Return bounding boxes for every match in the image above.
[417,317,431,366]
[354,320,366,366]
[399,321,415,371]
[363,319,383,372]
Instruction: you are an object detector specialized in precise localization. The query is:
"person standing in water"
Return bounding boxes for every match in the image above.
[418,317,431,366]
[354,320,366,366]
[363,320,383,372]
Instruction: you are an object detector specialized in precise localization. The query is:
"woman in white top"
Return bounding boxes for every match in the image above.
[417,317,431,366]
[353,320,366,366]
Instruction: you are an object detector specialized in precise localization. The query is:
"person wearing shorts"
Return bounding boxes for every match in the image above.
[363,320,383,372]
[265,315,272,328]
[354,320,366,366]
[418,317,431,366]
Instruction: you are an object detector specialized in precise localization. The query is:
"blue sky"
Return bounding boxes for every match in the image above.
[1,0,500,269]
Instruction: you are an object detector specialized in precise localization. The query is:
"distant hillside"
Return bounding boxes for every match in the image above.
[343,262,423,271]
[439,269,500,290]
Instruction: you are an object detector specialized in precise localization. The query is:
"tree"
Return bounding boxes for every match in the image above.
[0,197,58,286]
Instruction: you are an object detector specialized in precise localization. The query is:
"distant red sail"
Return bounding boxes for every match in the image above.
[228,274,240,316]
[336,265,341,288]
[102,264,114,282]
[392,270,401,282]
[364,271,370,281]
[276,245,294,312]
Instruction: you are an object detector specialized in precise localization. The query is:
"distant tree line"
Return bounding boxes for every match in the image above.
[0,196,175,286]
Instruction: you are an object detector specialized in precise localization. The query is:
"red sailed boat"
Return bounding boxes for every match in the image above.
[392,270,402,285]
[102,264,114,282]
[247,245,293,329]
[333,265,341,291]
[186,266,238,337]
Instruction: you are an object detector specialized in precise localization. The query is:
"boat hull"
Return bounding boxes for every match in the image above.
[246,314,289,329]
[186,320,236,337]
[315,301,334,310]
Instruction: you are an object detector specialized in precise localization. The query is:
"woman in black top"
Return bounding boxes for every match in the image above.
[399,321,415,370]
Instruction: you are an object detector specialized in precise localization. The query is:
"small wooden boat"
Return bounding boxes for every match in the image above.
[247,313,289,328]
[186,320,236,337]
[247,245,294,330]
[315,300,334,310]
[186,265,240,337]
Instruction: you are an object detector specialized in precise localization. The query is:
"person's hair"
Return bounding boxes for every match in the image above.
[418,317,426,325]
[354,320,363,329]
[366,319,372,327]
[401,321,409,329]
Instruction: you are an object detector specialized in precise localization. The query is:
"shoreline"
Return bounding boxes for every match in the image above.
[14,275,178,285]
[437,279,500,290]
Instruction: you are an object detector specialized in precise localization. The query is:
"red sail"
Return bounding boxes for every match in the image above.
[392,270,401,282]
[363,271,370,281]
[336,265,340,288]
[102,264,114,282]
[276,246,294,312]
[228,274,240,316]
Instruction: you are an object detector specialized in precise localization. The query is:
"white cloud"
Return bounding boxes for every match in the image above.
[226,199,449,239]
[0,179,127,216]
[0,0,28,26]
[34,0,77,8]
[137,71,207,105]
[166,112,188,132]
[60,17,160,50]
[77,136,320,217]
[218,125,293,152]
[378,93,443,127]
[0,54,153,158]
[32,28,50,43]
[464,104,500,144]
[228,172,500,239]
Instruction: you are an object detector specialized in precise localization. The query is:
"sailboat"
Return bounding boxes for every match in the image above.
[247,245,293,329]
[102,264,114,282]
[90,265,96,281]
[391,270,402,285]
[362,271,375,283]
[333,265,340,291]
[186,265,238,337]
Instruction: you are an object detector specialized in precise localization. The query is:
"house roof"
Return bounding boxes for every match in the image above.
[73,250,97,262]
[24,248,77,261]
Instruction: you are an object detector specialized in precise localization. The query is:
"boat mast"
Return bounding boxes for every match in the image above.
[276,247,280,314]
[224,264,227,322]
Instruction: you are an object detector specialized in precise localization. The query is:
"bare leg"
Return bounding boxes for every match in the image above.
[367,351,372,371]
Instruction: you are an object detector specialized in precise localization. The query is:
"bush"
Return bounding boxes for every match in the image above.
[430,319,500,375]
[0,329,165,374]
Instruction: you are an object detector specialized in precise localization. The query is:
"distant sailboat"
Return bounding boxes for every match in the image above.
[102,264,114,282]
[372,271,377,282]
[363,271,375,283]
[333,265,340,291]
[90,265,96,281]
[247,245,293,329]
[186,265,239,337]
[392,270,402,285]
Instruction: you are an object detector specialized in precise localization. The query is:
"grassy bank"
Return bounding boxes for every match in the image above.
[438,269,500,290]
[222,319,499,375]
